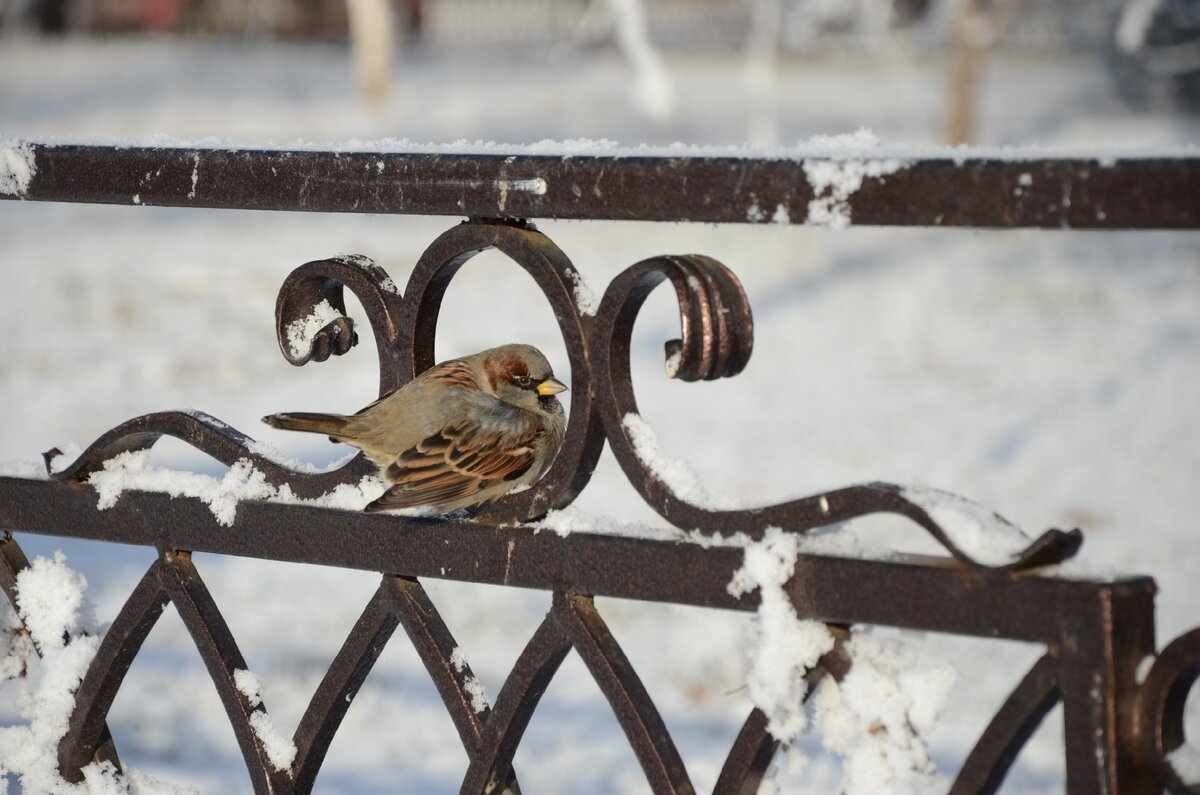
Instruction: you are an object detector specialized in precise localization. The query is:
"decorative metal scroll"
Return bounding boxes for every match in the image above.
[1,217,1196,795]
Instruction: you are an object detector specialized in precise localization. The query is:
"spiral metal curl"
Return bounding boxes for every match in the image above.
[590,253,1081,568]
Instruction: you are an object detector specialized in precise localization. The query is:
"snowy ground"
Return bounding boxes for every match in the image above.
[1,33,1199,794]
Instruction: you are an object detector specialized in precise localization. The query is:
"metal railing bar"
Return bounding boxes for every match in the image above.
[4,143,1198,229]
[0,478,1157,645]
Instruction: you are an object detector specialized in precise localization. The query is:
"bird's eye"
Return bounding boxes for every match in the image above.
[513,374,534,388]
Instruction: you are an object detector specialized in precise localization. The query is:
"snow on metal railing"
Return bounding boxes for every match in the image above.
[0,142,1197,795]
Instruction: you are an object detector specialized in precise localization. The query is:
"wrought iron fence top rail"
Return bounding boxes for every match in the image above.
[2,141,1199,228]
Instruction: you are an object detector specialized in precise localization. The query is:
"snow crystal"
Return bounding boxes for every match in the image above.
[566,268,599,317]
[462,676,489,714]
[449,647,489,713]
[802,130,910,230]
[249,712,297,773]
[234,668,297,773]
[1169,745,1200,785]
[622,413,743,511]
[746,197,767,223]
[233,668,264,707]
[812,633,956,795]
[728,528,835,747]
[901,483,1032,566]
[284,299,345,359]
[0,141,35,197]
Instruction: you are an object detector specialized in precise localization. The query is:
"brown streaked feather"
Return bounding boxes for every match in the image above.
[421,359,479,390]
[368,420,541,511]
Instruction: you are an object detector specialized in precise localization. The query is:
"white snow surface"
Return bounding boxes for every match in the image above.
[3,36,1200,795]
[623,413,744,510]
[900,483,1033,565]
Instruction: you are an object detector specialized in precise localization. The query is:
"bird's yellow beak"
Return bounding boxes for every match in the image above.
[536,377,568,396]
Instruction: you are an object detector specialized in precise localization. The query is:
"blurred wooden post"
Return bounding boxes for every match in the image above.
[347,0,395,105]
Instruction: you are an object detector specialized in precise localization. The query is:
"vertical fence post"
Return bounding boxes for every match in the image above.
[1058,579,1158,794]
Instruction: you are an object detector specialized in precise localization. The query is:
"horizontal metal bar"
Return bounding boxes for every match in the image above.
[0,477,1155,644]
[3,143,1198,229]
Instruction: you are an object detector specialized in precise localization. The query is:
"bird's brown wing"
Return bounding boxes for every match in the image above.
[365,419,540,512]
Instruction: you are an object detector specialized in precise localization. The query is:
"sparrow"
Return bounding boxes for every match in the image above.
[262,343,568,513]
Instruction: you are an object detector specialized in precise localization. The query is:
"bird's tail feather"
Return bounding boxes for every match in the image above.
[261,412,350,438]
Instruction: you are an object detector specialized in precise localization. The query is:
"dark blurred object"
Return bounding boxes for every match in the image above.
[34,0,71,32]
[1108,0,1200,110]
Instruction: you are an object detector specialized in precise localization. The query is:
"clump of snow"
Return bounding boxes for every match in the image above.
[274,475,388,512]
[449,647,489,713]
[86,450,387,525]
[812,633,956,794]
[728,528,835,748]
[234,668,297,773]
[532,504,682,541]
[622,413,744,510]
[663,348,683,379]
[772,203,791,224]
[89,452,275,526]
[746,196,767,222]
[901,483,1032,566]
[13,551,98,647]
[566,268,599,317]
[1168,745,1200,785]
[245,440,358,475]
[284,299,345,359]
[0,141,36,197]
[802,130,910,230]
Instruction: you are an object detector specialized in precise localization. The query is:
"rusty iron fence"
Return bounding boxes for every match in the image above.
[1,142,1199,794]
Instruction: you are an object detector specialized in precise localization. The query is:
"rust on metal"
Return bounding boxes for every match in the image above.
[1,149,1198,795]
[2,142,1198,229]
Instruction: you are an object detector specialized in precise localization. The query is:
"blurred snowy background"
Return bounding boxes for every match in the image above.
[1,0,1198,792]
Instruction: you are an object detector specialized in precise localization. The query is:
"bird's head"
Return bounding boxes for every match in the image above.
[474,344,567,416]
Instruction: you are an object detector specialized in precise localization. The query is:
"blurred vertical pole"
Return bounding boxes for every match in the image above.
[947,0,987,145]
[347,0,395,106]
[744,0,782,146]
